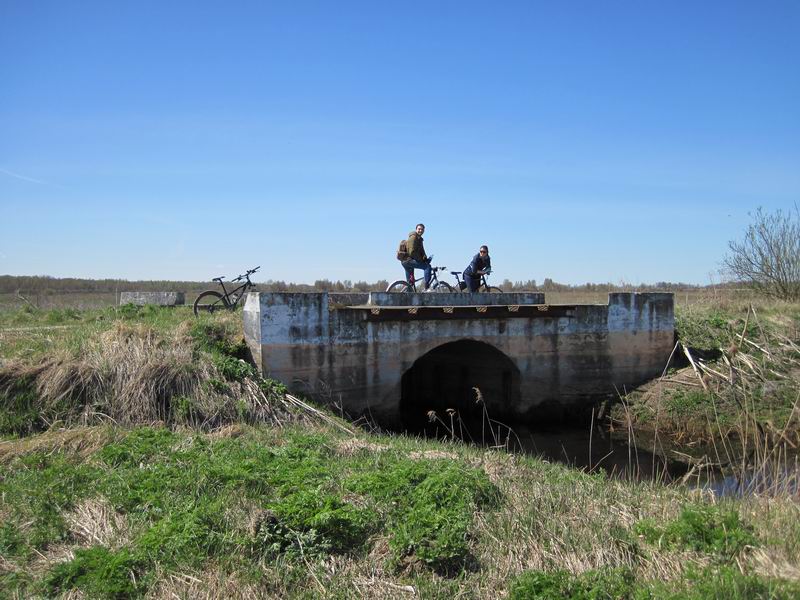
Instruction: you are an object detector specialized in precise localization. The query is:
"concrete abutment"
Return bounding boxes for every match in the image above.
[243,291,675,428]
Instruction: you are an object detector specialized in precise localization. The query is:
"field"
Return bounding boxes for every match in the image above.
[1,289,799,598]
[0,273,762,312]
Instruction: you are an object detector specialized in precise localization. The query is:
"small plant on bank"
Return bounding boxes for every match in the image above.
[509,566,635,600]
[508,565,800,600]
[634,503,756,559]
[0,375,39,436]
[43,546,144,599]
[348,455,501,573]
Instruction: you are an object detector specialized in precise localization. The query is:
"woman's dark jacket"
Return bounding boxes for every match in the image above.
[464,253,491,278]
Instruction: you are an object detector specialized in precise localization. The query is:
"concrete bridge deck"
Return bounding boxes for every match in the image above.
[243,291,674,428]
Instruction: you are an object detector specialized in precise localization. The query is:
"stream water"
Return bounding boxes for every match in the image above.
[508,425,800,497]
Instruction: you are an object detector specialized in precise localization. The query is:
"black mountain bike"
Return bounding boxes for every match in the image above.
[386,256,455,293]
[449,269,503,293]
[193,266,260,316]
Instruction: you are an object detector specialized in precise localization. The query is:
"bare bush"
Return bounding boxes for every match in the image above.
[724,206,800,301]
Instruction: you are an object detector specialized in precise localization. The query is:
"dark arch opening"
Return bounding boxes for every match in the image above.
[399,340,521,439]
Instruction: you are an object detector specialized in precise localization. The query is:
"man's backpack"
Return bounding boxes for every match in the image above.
[396,239,409,261]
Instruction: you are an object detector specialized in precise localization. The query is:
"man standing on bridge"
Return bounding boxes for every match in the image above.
[403,223,432,290]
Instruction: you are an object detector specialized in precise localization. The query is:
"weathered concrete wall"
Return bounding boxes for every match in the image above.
[243,291,674,425]
[120,291,185,306]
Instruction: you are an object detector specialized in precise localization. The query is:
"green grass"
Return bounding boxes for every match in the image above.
[508,565,800,600]
[0,304,195,361]
[1,424,800,598]
[0,426,503,597]
[509,566,636,600]
[2,299,800,598]
[349,454,500,573]
[634,504,756,559]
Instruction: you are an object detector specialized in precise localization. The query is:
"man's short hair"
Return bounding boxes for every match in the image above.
[416,223,425,229]
[480,245,488,252]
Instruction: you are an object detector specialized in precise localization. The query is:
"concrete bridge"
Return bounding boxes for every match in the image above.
[243,292,675,428]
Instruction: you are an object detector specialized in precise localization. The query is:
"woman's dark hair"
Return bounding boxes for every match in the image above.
[480,245,489,252]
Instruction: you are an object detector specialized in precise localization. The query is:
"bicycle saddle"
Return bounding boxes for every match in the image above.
[450,271,462,276]
[213,276,225,282]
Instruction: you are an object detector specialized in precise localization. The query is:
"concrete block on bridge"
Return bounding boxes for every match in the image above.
[119,291,185,306]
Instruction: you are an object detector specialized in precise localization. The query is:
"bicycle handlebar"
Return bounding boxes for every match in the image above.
[232,266,261,282]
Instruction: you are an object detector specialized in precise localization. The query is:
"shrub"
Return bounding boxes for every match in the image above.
[259,377,288,396]
[649,565,800,600]
[675,308,735,350]
[213,354,257,381]
[0,376,40,435]
[116,303,141,319]
[189,319,248,359]
[43,546,144,599]
[724,206,800,301]
[634,504,756,559]
[262,489,374,556]
[349,457,500,573]
[134,500,228,567]
[509,567,635,600]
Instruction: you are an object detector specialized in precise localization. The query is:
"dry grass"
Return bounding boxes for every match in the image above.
[0,426,119,465]
[63,499,131,550]
[144,564,268,600]
[614,301,800,497]
[0,320,326,432]
[335,438,389,457]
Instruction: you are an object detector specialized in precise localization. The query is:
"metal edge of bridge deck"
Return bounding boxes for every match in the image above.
[346,303,577,321]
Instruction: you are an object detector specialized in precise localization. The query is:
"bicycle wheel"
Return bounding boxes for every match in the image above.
[433,281,455,293]
[386,280,413,293]
[486,286,504,293]
[193,290,228,316]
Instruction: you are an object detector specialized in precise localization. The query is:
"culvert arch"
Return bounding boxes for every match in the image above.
[399,339,521,436]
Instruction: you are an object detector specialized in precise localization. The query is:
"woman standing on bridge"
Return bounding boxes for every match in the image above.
[463,245,491,292]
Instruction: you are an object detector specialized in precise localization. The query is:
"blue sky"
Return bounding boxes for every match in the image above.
[1,1,798,285]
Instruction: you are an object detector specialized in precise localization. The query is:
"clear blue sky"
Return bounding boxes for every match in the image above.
[1,1,798,285]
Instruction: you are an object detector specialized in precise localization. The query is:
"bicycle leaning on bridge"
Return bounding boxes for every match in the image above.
[193,266,260,316]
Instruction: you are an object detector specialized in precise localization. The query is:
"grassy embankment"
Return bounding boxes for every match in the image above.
[1,304,799,598]
[613,297,800,491]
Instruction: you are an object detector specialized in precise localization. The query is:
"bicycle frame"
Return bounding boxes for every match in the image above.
[405,265,442,291]
[216,278,253,308]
